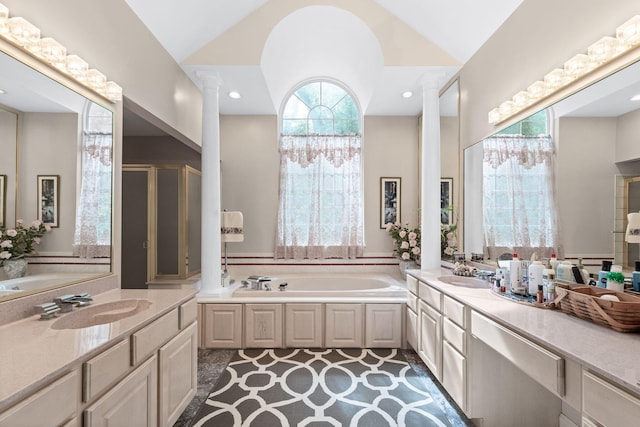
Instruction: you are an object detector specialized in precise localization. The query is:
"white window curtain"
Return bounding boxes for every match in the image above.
[275,134,364,259]
[482,135,562,260]
[73,132,112,258]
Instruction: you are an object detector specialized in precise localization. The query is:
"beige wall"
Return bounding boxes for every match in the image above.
[460,0,640,149]
[2,0,203,146]
[19,113,79,254]
[220,115,419,257]
[556,117,618,257]
[616,109,640,163]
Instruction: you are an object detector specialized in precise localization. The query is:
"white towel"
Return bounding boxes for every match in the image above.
[627,212,640,243]
[221,211,244,242]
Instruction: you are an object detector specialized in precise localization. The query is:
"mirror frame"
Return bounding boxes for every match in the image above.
[0,37,117,303]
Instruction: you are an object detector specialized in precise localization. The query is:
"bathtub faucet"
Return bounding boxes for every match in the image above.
[247,276,273,290]
[54,293,93,312]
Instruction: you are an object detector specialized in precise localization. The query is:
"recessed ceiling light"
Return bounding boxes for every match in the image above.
[0,89,5,95]
[401,91,413,99]
[229,91,241,99]
[630,93,640,102]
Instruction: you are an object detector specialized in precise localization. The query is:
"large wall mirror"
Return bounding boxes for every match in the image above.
[0,49,113,301]
[464,58,640,271]
[440,80,460,259]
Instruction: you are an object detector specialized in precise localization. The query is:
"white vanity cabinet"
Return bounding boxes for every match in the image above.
[417,281,443,381]
[0,296,198,427]
[405,275,419,350]
[441,295,468,411]
[582,371,640,427]
[201,303,243,348]
[0,370,80,427]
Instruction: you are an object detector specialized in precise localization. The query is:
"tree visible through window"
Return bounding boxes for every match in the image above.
[275,81,364,259]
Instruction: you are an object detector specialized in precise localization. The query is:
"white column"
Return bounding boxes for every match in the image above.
[197,71,223,295]
[420,72,444,270]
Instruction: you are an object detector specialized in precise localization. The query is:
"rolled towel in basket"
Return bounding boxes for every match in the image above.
[221,211,244,242]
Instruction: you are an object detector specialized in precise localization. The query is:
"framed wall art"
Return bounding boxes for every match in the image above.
[441,177,453,225]
[37,175,59,228]
[380,177,401,228]
[0,175,5,228]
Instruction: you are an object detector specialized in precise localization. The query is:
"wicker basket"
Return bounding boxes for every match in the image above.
[554,283,640,332]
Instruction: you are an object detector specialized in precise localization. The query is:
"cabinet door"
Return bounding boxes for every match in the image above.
[84,355,158,427]
[406,307,418,351]
[122,168,151,289]
[365,304,402,348]
[285,303,323,348]
[418,301,442,380]
[245,304,283,348]
[443,340,466,411]
[159,322,198,427]
[325,303,363,348]
[202,303,243,348]
[583,371,640,427]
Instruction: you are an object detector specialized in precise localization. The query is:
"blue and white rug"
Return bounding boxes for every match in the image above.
[191,348,454,427]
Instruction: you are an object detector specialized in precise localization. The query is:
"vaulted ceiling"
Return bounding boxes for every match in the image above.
[123,0,523,116]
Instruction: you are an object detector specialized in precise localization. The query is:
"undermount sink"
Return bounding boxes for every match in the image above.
[438,275,489,289]
[51,299,152,330]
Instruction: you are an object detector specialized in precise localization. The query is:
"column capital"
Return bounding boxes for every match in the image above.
[420,70,446,92]
[195,70,223,90]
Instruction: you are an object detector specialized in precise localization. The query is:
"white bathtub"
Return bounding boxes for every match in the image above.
[232,274,407,298]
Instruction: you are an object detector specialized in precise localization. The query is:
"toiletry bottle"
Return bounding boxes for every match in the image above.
[633,261,640,292]
[537,285,544,304]
[542,260,554,299]
[496,268,505,293]
[509,253,521,293]
[556,261,574,282]
[547,274,556,303]
[606,264,625,292]
[550,253,559,273]
[597,260,613,288]
[577,258,590,284]
[528,260,544,296]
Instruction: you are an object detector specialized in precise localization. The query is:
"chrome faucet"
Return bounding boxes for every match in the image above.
[54,293,93,312]
[247,276,273,290]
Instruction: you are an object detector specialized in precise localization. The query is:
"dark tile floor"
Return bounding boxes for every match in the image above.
[173,348,473,427]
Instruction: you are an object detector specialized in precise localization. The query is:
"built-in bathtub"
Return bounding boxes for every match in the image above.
[0,273,96,297]
[231,273,407,299]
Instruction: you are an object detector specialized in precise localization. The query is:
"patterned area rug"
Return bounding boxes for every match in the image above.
[191,348,453,427]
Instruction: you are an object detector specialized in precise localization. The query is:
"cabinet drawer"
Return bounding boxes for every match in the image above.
[132,309,180,365]
[419,282,441,311]
[407,275,418,294]
[0,370,79,427]
[443,317,466,354]
[179,298,197,329]
[583,371,640,426]
[407,291,417,313]
[471,311,565,397]
[83,338,130,402]
[443,295,466,328]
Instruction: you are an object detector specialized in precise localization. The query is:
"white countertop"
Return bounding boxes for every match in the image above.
[0,287,196,411]
[409,268,640,396]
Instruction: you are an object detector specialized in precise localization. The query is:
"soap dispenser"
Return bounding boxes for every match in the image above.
[597,260,613,288]
[633,261,640,292]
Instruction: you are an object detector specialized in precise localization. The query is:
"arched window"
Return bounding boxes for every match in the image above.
[275,80,364,259]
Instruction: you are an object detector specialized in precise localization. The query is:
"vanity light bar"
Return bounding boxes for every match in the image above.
[0,2,122,102]
[488,15,640,125]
